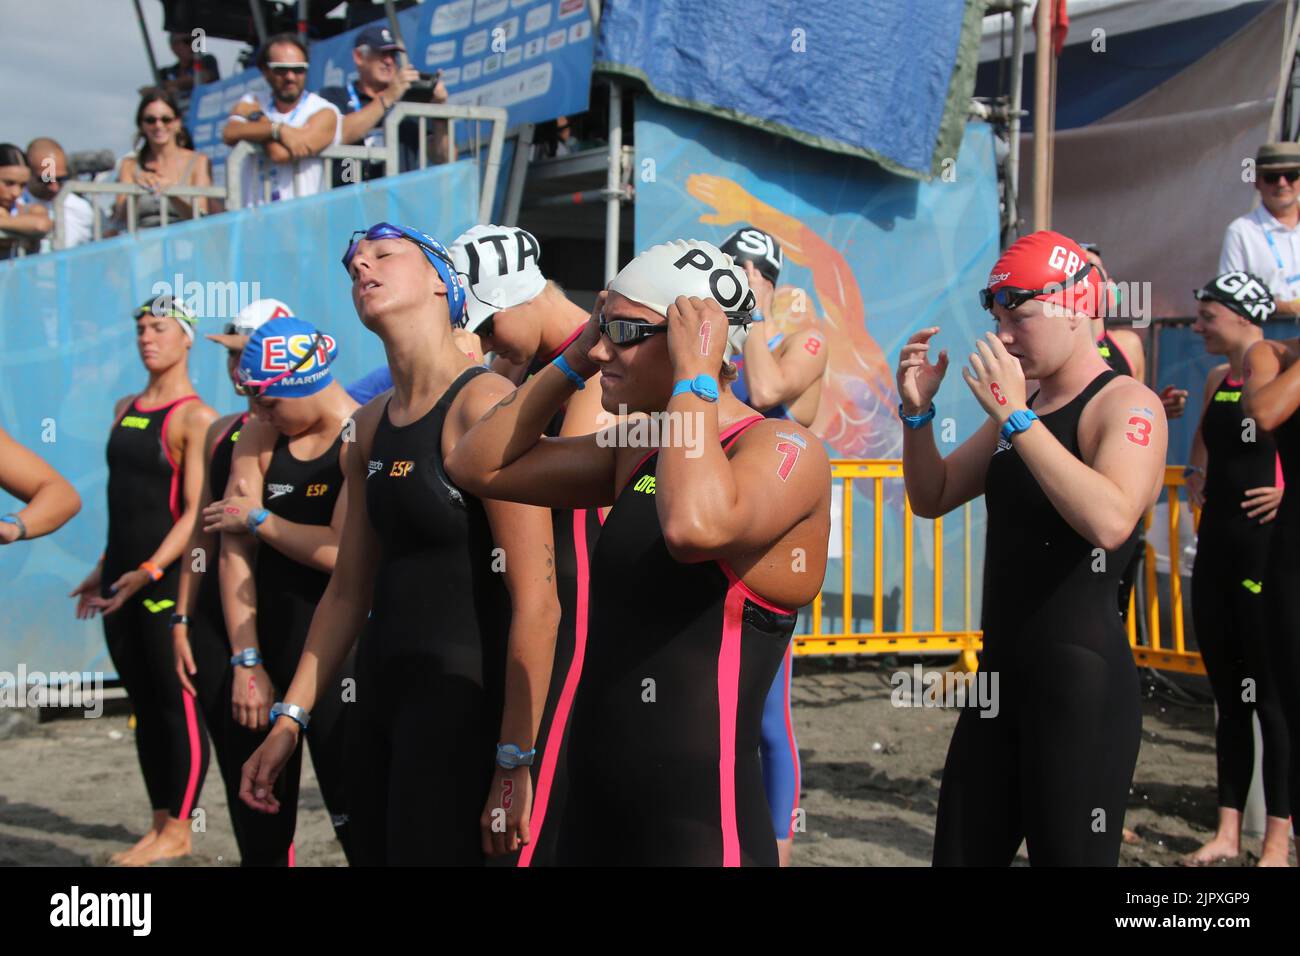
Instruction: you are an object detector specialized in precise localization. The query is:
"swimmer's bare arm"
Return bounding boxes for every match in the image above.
[898,327,997,518]
[1019,379,1168,551]
[0,424,80,541]
[214,415,354,573]
[218,416,273,659]
[446,296,617,508]
[280,400,383,716]
[1242,340,1300,430]
[143,400,216,574]
[742,327,827,411]
[1185,366,1225,508]
[175,416,231,618]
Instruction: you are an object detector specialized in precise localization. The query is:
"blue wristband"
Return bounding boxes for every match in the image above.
[247,508,269,535]
[750,308,765,323]
[898,403,936,429]
[230,647,262,668]
[671,374,719,403]
[496,743,537,769]
[999,408,1039,441]
[552,354,586,389]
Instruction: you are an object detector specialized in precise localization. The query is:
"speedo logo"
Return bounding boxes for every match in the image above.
[367,460,383,479]
[1214,390,1242,402]
[988,271,1011,283]
[266,483,294,499]
[994,436,1012,454]
[633,474,656,495]
[120,416,150,430]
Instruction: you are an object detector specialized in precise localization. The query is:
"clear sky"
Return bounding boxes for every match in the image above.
[2,0,249,159]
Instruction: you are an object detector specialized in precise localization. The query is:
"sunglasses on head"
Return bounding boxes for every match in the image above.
[980,262,1093,312]
[597,311,750,347]
[1262,168,1300,185]
[235,331,325,399]
[268,62,307,75]
[341,222,455,276]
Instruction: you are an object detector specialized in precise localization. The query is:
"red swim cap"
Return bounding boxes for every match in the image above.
[986,230,1100,317]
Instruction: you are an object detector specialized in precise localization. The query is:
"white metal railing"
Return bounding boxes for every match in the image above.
[22,103,508,253]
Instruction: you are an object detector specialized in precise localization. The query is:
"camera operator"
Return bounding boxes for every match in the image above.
[318,25,450,186]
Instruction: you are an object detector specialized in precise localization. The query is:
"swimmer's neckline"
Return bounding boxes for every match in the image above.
[276,425,345,466]
[380,367,485,433]
[1027,370,1116,417]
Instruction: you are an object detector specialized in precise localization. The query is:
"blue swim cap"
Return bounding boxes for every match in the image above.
[345,223,466,326]
[239,316,338,399]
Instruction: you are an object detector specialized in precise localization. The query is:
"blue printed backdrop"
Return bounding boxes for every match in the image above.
[0,162,478,675]
[189,0,593,178]
[635,100,1001,635]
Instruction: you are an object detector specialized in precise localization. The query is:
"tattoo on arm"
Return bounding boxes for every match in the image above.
[480,388,521,423]
[544,543,554,583]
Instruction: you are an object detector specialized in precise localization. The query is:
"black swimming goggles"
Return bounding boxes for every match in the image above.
[234,331,325,399]
[598,310,751,347]
[980,262,1092,312]
[341,222,455,276]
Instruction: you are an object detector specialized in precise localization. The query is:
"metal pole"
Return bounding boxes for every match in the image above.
[133,0,162,86]
[248,0,269,47]
[1032,0,1051,232]
[502,124,535,226]
[297,0,308,40]
[384,0,411,70]
[1004,0,1027,247]
[604,81,623,284]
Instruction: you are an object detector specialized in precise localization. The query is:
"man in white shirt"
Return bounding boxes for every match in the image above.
[22,138,94,250]
[1220,141,1300,315]
[220,33,340,208]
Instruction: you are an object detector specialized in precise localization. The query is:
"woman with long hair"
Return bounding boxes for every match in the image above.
[113,89,214,231]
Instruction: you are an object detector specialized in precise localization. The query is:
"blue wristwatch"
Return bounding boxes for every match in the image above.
[230,647,263,668]
[671,374,719,403]
[1000,408,1039,441]
[247,508,269,535]
[898,403,936,429]
[552,354,586,389]
[496,743,536,769]
[269,701,310,731]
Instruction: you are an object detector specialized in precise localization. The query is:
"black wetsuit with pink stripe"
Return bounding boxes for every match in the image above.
[556,416,796,866]
[102,394,208,821]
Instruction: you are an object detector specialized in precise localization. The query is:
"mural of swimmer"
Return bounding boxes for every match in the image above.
[687,173,901,461]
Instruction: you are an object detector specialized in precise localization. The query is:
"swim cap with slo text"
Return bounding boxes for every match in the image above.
[719,226,783,286]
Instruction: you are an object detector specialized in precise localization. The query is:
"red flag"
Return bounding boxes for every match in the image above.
[1035,0,1070,56]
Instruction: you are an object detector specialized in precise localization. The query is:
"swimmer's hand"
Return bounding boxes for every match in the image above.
[1184,469,1206,510]
[1159,385,1188,420]
[240,720,298,815]
[961,332,1026,424]
[561,290,606,380]
[1242,484,1283,524]
[97,568,152,616]
[69,565,105,619]
[897,327,949,415]
[742,262,775,317]
[203,479,260,534]
[172,622,198,697]
[232,663,276,731]
[666,294,728,381]
[480,765,533,857]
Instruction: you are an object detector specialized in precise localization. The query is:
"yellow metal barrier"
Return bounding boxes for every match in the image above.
[795,461,1205,676]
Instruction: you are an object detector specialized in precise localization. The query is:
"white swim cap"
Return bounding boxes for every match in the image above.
[608,239,756,318]
[207,298,295,349]
[450,224,547,334]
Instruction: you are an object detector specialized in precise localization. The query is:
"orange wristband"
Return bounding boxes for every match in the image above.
[139,561,163,582]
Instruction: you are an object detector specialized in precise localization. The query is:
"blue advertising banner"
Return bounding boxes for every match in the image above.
[635,100,1001,633]
[190,0,594,178]
[0,161,478,676]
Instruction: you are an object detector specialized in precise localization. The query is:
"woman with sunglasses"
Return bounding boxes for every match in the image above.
[899,230,1167,866]
[1180,273,1292,867]
[114,89,213,231]
[1242,275,1300,862]
[70,296,217,866]
[446,239,831,866]
[240,223,559,865]
[201,316,358,865]
[170,299,295,863]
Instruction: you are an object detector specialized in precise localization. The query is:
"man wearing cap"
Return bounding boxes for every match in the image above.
[221,33,341,208]
[1221,142,1300,315]
[318,26,449,186]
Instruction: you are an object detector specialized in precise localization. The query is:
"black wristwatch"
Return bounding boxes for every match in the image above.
[246,110,265,122]
[169,613,191,628]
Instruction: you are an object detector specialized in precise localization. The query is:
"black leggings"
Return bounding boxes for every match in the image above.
[103,584,209,821]
[933,642,1142,866]
[220,613,356,867]
[1191,519,1290,818]
[1263,519,1300,824]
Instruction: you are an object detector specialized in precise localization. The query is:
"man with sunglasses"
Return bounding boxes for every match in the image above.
[319,26,449,187]
[901,230,1167,866]
[1221,142,1300,315]
[221,33,341,208]
[20,138,93,250]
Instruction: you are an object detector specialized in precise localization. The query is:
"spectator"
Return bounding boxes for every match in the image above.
[317,24,449,186]
[221,33,340,208]
[23,138,95,249]
[146,31,220,109]
[1221,142,1300,314]
[0,144,50,259]
[113,89,214,232]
